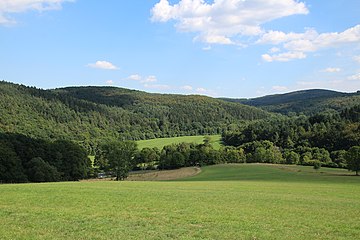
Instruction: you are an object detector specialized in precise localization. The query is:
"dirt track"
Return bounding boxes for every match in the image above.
[127,167,201,181]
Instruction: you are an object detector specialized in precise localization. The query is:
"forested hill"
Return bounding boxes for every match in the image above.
[221,89,360,115]
[0,81,270,151]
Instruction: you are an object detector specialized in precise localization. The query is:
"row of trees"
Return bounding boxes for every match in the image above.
[2,134,359,183]
[93,139,360,180]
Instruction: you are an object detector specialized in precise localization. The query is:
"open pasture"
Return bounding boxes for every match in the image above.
[136,135,222,150]
[1,164,359,239]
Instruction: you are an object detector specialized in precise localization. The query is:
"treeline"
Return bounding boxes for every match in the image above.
[0,133,91,183]
[222,107,360,168]
[104,138,359,175]
[133,141,334,170]
[0,81,269,153]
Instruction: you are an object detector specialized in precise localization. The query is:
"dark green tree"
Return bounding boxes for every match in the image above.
[0,143,27,183]
[26,157,60,182]
[345,146,360,175]
[98,141,138,180]
[284,151,300,165]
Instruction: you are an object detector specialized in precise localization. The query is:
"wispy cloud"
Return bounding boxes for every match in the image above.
[354,55,360,64]
[125,74,158,83]
[321,67,341,73]
[348,73,360,81]
[0,0,74,25]
[272,86,288,92]
[127,74,142,81]
[181,85,193,91]
[143,83,171,90]
[88,61,118,70]
[106,80,114,85]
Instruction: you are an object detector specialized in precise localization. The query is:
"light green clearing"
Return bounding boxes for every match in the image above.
[136,135,222,150]
[0,164,359,240]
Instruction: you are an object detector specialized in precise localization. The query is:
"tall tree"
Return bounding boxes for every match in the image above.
[98,141,138,180]
[345,146,360,175]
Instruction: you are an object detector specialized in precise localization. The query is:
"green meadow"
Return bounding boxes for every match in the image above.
[137,135,222,150]
[1,164,360,240]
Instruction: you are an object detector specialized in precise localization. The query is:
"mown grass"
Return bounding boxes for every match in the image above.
[1,164,359,239]
[137,135,222,150]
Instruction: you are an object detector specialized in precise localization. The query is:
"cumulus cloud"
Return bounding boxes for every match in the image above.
[106,80,114,85]
[260,25,360,62]
[262,51,306,62]
[88,61,118,70]
[0,0,73,25]
[321,67,341,73]
[151,0,308,45]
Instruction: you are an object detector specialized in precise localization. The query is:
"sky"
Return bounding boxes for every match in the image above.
[1,0,360,98]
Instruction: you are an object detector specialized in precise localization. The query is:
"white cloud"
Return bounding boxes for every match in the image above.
[181,85,193,91]
[143,83,171,90]
[127,74,142,81]
[142,75,157,83]
[88,61,118,70]
[0,0,73,25]
[202,45,212,51]
[262,51,306,62]
[354,55,360,64]
[272,85,288,91]
[269,47,280,53]
[348,73,360,81]
[151,0,308,45]
[126,74,158,83]
[321,67,341,73]
[196,87,207,93]
[106,80,114,85]
[260,25,360,62]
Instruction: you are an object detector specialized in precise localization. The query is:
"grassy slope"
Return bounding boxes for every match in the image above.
[1,164,359,240]
[137,135,222,150]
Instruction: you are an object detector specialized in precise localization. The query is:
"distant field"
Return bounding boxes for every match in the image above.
[137,135,222,150]
[1,164,359,239]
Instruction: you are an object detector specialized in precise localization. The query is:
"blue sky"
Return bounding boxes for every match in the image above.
[1,0,360,98]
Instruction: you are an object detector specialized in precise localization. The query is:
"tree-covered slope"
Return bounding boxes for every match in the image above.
[222,89,360,115]
[0,81,270,151]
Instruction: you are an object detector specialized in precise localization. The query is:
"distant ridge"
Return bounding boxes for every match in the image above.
[221,89,360,114]
[0,81,270,148]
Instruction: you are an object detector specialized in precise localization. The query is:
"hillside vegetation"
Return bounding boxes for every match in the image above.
[222,89,360,114]
[0,81,269,151]
[1,164,359,240]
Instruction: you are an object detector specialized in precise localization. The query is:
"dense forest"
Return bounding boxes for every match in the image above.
[222,106,360,168]
[0,81,359,182]
[222,89,360,115]
[0,81,269,153]
[0,133,91,183]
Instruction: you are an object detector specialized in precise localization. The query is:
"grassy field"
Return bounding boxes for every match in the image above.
[137,135,222,150]
[1,164,360,239]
